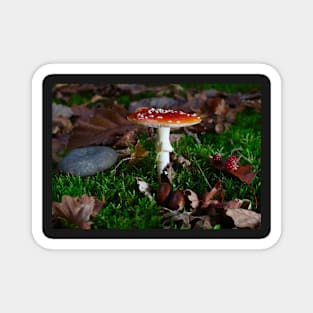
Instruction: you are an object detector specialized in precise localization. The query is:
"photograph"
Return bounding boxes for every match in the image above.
[50,80,264,234]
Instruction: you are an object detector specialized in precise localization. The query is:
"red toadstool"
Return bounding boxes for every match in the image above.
[225,155,239,171]
[127,107,201,174]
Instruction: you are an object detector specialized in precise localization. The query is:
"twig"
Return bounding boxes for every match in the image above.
[194,160,212,189]
[110,157,133,174]
[184,128,201,145]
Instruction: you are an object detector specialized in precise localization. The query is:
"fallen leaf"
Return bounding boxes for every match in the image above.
[129,142,149,164]
[190,215,213,229]
[228,165,257,185]
[113,130,138,149]
[128,96,182,113]
[184,189,200,210]
[67,106,146,150]
[201,180,223,208]
[170,133,184,144]
[53,83,118,99]
[67,121,143,150]
[223,199,242,209]
[225,199,252,210]
[71,105,94,121]
[175,89,261,135]
[52,116,72,135]
[156,182,172,206]
[225,208,261,229]
[117,84,184,97]
[89,94,106,104]
[136,177,153,201]
[52,103,73,119]
[52,194,104,229]
[116,84,148,95]
[170,153,191,167]
[91,108,130,126]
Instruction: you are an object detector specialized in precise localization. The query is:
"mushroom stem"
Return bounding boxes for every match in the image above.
[156,127,173,174]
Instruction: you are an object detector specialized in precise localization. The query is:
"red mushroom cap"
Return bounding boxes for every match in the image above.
[127,107,201,128]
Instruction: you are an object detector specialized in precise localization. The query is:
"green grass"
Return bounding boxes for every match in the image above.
[52,83,261,229]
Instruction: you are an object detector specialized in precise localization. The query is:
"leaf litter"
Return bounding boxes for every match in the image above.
[137,166,260,230]
[52,194,105,230]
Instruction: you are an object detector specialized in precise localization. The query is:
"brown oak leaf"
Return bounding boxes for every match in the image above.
[68,106,145,150]
[184,189,200,211]
[52,194,104,229]
[226,164,257,185]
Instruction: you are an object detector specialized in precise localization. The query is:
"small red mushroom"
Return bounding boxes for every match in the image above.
[212,153,222,161]
[127,107,201,174]
[225,155,239,171]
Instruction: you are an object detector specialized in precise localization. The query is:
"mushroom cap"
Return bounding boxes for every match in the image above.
[127,107,201,128]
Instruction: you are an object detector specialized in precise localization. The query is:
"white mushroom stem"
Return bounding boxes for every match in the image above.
[156,127,173,174]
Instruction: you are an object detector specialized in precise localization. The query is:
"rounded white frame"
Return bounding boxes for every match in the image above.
[32,63,281,250]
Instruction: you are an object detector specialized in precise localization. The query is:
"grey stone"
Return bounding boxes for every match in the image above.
[128,97,182,113]
[52,103,73,119]
[59,146,118,176]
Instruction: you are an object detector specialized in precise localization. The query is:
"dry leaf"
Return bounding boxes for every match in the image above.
[52,194,104,229]
[136,177,153,201]
[201,180,223,208]
[89,94,106,104]
[161,208,191,229]
[52,116,72,135]
[227,165,257,185]
[117,84,184,97]
[71,105,94,121]
[128,97,182,113]
[171,153,191,167]
[129,142,149,164]
[52,103,73,119]
[68,106,146,150]
[190,215,213,229]
[184,189,200,210]
[225,208,261,229]
[68,122,142,150]
[225,199,252,210]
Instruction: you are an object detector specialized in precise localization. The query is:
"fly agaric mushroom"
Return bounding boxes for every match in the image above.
[127,107,201,174]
